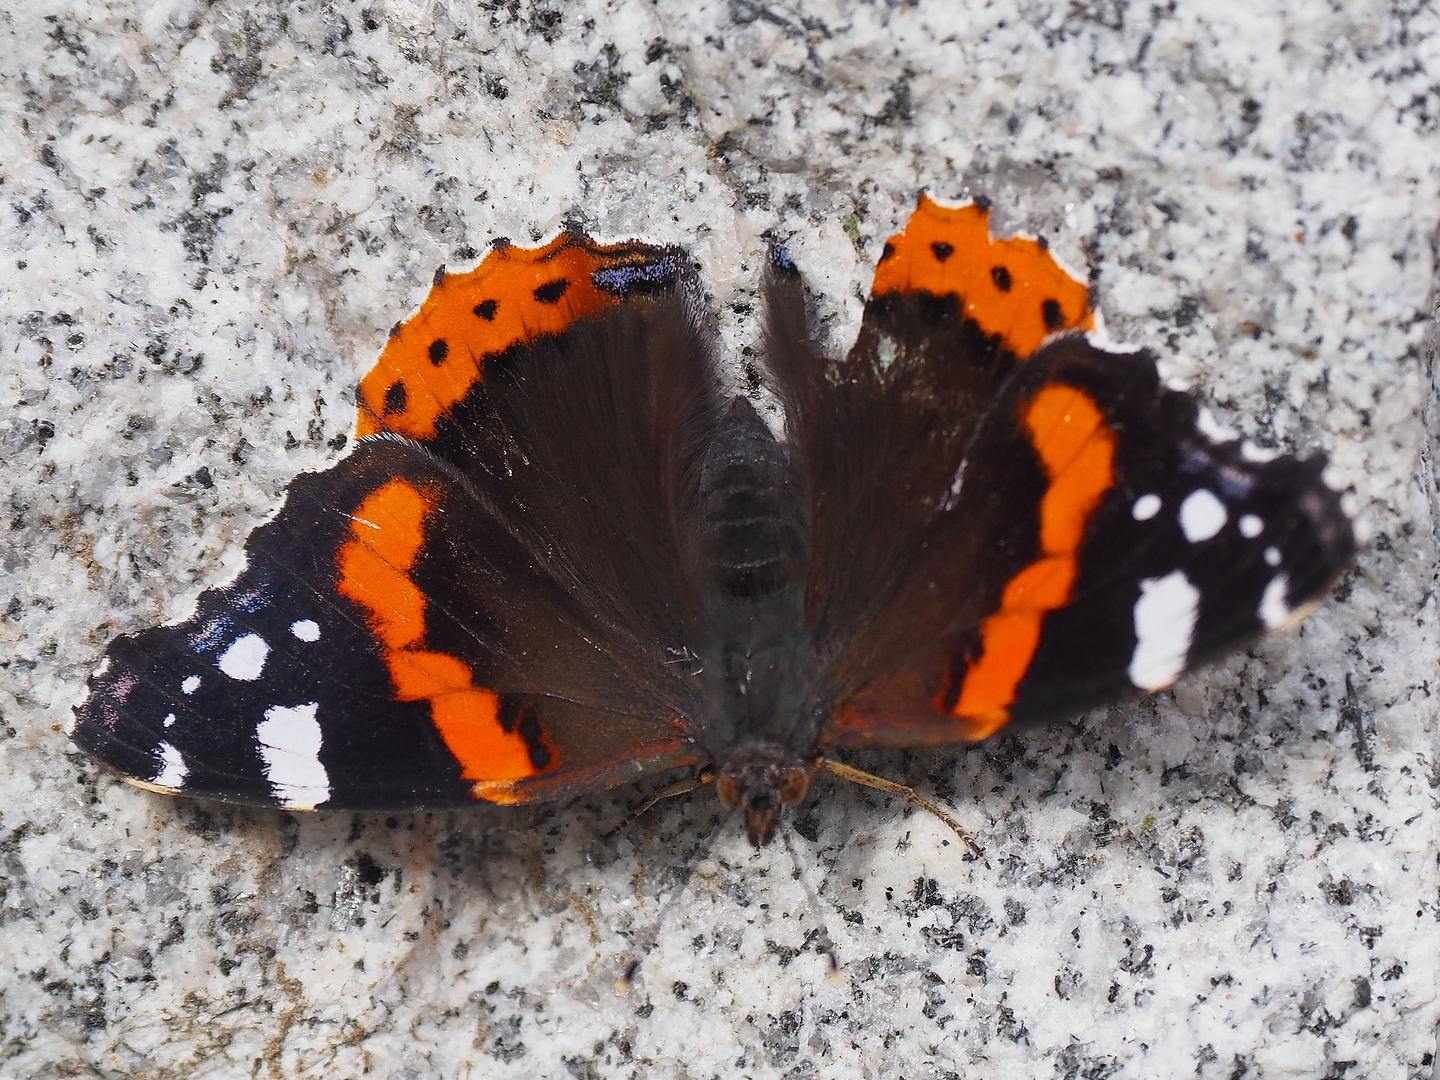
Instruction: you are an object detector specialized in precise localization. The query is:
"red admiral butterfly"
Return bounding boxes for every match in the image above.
[74,195,1355,847]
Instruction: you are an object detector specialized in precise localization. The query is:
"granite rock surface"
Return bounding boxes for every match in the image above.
[0,2,1437,1077]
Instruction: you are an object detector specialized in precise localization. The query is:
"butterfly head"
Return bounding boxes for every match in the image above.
[715,748,822,847]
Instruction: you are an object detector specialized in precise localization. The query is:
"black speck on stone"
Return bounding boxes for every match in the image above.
[1173,296,1202,327]
[353,852,385,888]
[80,995,106,1031]
[1352,977,1371,1008]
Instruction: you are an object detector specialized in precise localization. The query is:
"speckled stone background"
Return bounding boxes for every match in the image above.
[1,2,1437,1077]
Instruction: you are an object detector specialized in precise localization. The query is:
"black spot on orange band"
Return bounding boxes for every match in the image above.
[991,265,1012,292]
[931,241,954,262]
[533,278,570,304]
[428,339,449,365]
[498,698,553,771]
[1042,298,1064,331]
[383,381,407,415]
[473,299,497,321]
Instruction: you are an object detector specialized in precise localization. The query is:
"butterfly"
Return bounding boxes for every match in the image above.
[74,194,1355,847]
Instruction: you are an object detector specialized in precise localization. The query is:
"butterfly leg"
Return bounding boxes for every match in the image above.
[605,770,716,840]
[823,760,983,858]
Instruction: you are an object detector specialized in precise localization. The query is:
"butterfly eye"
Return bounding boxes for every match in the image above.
[715,772,741,809]
[778,767,812,807]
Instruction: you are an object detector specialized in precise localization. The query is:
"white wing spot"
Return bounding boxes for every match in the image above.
[151,742,188,789]
[1132,494,1161,521]
[218,633,270,681]
[1259,575,1292,629]
[1128,570,1201,692]
[1264,546,1282,567]
[290,619,321,642]
[163,713,176,728]
[1239,514,1263,538]
[875,334,898,372]
[181,675,201,695]
[256,702,330,810]
[1179,489,1227,543]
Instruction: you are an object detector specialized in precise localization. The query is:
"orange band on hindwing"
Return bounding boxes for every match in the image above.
[335,479,547,789]
[870,193,1093,359]
[356,235,674,442]
[944,386,1116,732]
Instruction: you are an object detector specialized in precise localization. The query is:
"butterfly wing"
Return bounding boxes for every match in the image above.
[764,196,1354,749]
[822,334,1354,747]
[76,237,718,809]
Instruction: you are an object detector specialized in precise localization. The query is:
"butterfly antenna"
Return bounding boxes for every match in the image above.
[824,760,985,860]
[615,802,726,994]
[781,829,841,980]
[604,770,714,841]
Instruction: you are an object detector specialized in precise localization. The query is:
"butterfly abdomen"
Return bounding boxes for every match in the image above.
[694,396,807,601]
[691,396,812,735]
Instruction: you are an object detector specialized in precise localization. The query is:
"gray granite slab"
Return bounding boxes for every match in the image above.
[0,1,1437,1077]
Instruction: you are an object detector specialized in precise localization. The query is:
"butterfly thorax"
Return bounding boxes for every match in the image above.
[694,397,820,847]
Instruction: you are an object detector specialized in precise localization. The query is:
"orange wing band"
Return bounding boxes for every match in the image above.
[356,235,668,441]
[335,479,545,788]
[946,386,1116,734]
[870,193,1093,359]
